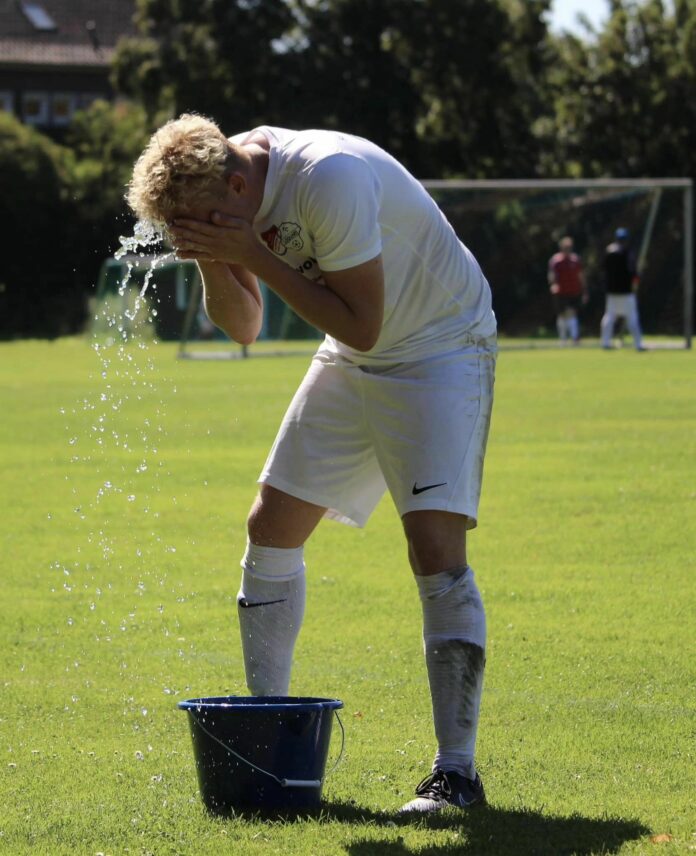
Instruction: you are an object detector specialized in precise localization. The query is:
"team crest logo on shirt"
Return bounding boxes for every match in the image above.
[261,222,304,255]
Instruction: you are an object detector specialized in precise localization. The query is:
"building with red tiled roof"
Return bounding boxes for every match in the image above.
[0,0,136,135]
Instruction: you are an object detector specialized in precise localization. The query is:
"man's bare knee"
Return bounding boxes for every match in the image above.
[402,510,468,576]
[246,485,326,548]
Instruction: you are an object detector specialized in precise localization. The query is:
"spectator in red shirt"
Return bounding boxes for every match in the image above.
[548,236,587,344]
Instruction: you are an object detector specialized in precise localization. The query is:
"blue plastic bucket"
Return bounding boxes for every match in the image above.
[178,696,344,814]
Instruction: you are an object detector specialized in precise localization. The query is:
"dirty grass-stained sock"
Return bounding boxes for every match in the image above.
[415,566,486,779]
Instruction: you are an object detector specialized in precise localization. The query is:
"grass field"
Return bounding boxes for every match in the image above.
[1,337,694,855]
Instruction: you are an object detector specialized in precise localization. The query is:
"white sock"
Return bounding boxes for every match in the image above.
[557,317,568,340]
[415,566,486,780]
[237,541,306,696]
[568,315,579,341]
[627,311,643,349]
[601,313,614,346]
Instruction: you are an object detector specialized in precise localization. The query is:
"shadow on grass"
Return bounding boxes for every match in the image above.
[218,800,648,854]
[325,800,649,855]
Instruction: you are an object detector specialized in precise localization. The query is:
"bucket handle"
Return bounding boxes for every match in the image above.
[192,709,345,789]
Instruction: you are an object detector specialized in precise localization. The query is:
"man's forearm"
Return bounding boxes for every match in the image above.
[198,261,262,345]
[249,250,370,350]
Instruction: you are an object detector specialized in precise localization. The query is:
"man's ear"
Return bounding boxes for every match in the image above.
[226,172,246,196]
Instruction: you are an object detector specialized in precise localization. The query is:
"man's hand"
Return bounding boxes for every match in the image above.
[169,212,264,270]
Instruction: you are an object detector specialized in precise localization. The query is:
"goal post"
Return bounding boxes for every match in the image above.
[684,181,694,349]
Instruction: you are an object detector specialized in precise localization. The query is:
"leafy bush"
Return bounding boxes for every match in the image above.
[0,104,149,339]
[0,113,80,338]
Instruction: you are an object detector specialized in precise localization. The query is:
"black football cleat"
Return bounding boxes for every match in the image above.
[399,768,486,814]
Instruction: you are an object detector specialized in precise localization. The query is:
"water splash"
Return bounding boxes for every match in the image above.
[114,219,164,261]
[59,216,179,604]
[114,220,173,321]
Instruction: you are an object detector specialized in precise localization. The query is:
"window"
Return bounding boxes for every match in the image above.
[20,1,57,31]
[51,92,77,126]
[22,91,49,125]
[0,91,14,114]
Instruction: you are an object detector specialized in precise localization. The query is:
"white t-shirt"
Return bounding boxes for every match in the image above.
[231,127,496,364]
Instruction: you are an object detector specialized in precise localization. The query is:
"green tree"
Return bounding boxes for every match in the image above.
[549,0,696,178]
[67,99,150,257]
[112,0,557,177]
[289,0,554,176]
[112,0,305,132]
[392,0,554,177]
[286,0,423,169]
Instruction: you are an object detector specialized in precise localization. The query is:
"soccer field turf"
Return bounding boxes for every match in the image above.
[1,338,694,855]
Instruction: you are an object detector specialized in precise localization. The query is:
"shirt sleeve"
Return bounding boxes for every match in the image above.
[303,153,382,272]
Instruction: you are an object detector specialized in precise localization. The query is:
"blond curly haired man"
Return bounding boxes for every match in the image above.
[128,114,497,813]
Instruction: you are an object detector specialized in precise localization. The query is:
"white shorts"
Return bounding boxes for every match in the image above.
[259,337,497,529]
[605,293,638,317]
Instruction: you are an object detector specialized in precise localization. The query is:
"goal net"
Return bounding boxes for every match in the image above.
[172,177,692,357]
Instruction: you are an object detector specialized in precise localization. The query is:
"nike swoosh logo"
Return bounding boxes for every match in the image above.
[238,597,287,609]
[412,481,447,495]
